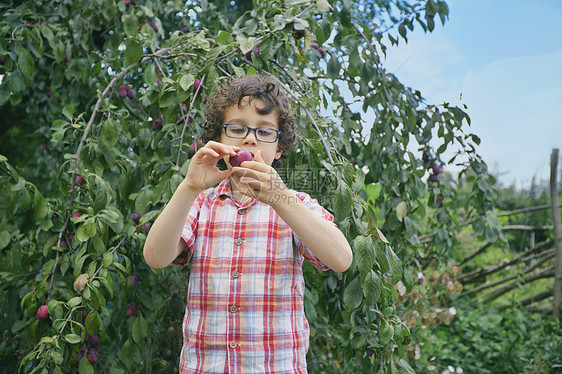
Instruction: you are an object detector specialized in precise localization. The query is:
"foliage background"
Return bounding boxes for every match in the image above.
[1,0,559,373]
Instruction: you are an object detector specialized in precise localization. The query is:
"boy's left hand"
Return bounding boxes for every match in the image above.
[230,150,287,205]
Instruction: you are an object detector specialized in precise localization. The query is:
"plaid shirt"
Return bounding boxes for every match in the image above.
[174,179,333,373]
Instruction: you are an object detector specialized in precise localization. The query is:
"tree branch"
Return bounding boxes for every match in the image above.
[518,288,553,308]
[502,224,552,231]
[460,242,492,265]
[464,249,555,297]
[498,203,562,217]
[479,266,555,303]
[459,240,554,284]
[176,74,206,167]
[47,53,154,301]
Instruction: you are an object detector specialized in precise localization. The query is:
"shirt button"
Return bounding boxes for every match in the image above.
[234,238,243,246]
[238,209,247,215]
[232,270,240,278]
[230,305,238,313]
[229,341,238,349]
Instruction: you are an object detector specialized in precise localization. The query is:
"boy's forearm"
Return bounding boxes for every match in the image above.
[143,181,200,269]
[271,190,353,273]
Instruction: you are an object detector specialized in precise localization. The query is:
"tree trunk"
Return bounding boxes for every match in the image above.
[550,149,562,319]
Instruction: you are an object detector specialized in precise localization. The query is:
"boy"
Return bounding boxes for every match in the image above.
[143,75,352,373]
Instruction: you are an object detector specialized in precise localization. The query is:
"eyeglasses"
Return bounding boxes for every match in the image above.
[222,124,282,143]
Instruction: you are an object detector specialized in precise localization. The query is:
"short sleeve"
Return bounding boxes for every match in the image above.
[172,191,205,267]
[292,191,334,271]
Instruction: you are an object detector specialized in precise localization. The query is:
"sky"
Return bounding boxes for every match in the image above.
[382,0,562,189]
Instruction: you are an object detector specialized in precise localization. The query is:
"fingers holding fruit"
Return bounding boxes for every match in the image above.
[191,141,237,163]
[230,153,287,203]
[184,141,238,191]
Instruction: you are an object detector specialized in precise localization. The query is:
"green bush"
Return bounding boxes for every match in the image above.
[416,302,561,374]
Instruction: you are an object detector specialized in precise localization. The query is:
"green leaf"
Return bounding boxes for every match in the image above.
[132,314,148,344]
[92,236,105,253]
[93,179,108,214]
[125,39,143,64]
[50,350,63,365]
[99,274,113,298]
[271,15,286,31]
[85,311,100,335]
[179,74,195,92]
[0,230,10,250]
[292,18,309,31]
[398,22,407,39]
[191,31,211,49]
[122,14,139,37]
[327,56,340,78]
[67,296,82,308]
[76,217,97,242]
[64,333,82,344]
[78,356,94,374]
[121,339,136,371]
[76,219,92,242]
[376,228,389,243]
[135,189,153,213]
[314,22,327,46]
[62,104,76,121]
[33,192,48,221]
[395,201,407,222]
[41,25,54,42]
[343,275,363,310]
[379,319,394,345]
[354,235,374,274]
[363,270,382,306]
[101,119,119,147]
[239,37,257,54]
[143,63,157,84]
[334,184,352,222]
[159,90,176,108]
[351,169,365,193]
[397,358,416,374]
[316,0,332,11]
[375,241,389,273]
[17,48,34,79]
[385,246,402,283]
[103,252,113,268]
[217,30,233,45]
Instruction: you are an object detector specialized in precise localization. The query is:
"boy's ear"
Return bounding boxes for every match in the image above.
[274,146,283,160]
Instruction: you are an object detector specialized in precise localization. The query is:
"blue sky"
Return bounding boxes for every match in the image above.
[383,0,562,189]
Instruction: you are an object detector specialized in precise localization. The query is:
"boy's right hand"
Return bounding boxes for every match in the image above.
[183,141,238,192]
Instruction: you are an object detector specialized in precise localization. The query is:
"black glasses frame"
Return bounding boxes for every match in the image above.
[222,123,282,143]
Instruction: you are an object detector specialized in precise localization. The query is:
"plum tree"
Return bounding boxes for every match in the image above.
[0,0,501,372]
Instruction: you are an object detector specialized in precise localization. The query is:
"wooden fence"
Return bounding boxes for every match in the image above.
[460,149,562,319]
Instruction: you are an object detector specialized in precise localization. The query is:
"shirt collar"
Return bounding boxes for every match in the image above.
[215,178,257,209]
[215,178,232,198]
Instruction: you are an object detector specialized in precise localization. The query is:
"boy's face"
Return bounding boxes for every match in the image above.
[219,97,283,167]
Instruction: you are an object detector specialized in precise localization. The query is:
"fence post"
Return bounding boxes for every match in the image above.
[550,149,562,319]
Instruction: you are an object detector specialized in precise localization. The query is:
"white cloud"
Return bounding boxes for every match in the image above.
[384,32,562,188]
[440,50,562,186]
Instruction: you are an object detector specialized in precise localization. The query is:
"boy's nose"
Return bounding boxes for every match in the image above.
[243,130,258,145]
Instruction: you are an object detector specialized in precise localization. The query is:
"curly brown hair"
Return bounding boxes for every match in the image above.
[201,74,297,168]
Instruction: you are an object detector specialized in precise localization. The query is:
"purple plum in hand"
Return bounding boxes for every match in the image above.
[229,150,253,167]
